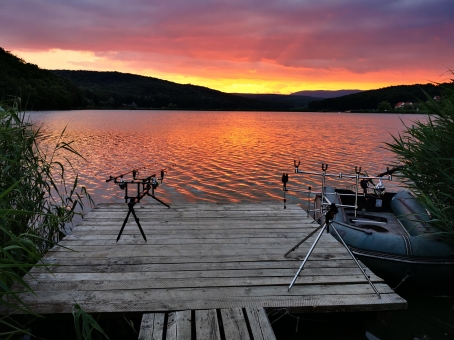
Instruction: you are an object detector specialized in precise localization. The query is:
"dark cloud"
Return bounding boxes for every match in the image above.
[1,0,453,89]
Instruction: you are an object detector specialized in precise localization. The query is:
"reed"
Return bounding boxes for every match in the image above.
[386,81,454,241]
[0,98,94,338]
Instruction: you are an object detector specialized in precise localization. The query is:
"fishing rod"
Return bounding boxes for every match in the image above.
[106,162,174,183]
[283,162,395,218]
[376,165,404,179]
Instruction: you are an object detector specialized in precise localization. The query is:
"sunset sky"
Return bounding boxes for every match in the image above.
[1,0,453,94]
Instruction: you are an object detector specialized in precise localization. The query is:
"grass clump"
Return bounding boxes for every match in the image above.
[0,98,94,338]
[386,79,454,241]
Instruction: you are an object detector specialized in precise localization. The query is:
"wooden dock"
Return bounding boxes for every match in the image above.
[139,307,277,340]
[11,203,406,315]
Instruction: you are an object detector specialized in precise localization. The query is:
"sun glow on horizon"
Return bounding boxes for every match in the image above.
[12,48,450,95]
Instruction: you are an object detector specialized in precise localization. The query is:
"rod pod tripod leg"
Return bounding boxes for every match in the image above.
[287,219,381,298]
[116,200,148,242]
[288,222,327,291]
[284,224,323,258]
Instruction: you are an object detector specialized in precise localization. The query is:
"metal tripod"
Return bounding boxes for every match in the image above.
[286,203,381,298]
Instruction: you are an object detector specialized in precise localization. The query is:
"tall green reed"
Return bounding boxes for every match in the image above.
[386,81,454,241]
[0,98,94,338]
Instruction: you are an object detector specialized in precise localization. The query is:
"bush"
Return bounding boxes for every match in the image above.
[0,98,93,337]
[386,81,454,241]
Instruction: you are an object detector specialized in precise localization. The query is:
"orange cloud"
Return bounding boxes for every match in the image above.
[2,0,453,93]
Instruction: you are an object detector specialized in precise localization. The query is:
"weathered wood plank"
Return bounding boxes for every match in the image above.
[28,259,364,274]
[9,292,406,314]
[245,307,277,340]
[221,308,250,340]
[46,243,348,257]
[25,267,383,283]
[23,275,384,292]
[50,238,338,248]
[38,253,357,266]
[61,235,337,245]
[63,231,311,240]
[138,313,165,340]
[196,309,221,340]
[166,310,192,340]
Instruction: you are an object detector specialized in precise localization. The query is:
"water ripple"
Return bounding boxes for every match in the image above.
[29,110,422,206]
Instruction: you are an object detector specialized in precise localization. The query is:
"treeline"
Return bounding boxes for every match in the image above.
[234,93,315,111]
[308,83,454,112]
[51,70,306,111]
[1,48,308,111]
[0,48,84,110]
[3,47,454,112]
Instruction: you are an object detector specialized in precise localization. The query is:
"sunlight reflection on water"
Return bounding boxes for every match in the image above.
[29,110,423,206]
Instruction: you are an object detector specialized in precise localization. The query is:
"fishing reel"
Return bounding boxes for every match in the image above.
[373,179,386,197]
[118,176,127,190]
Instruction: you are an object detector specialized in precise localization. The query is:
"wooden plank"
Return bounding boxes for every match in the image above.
[166,310,192,340]
[63,231,312,240]
[26,267,381,281]
[23,275,384,293]
[45,244,348,257]
[60,235,337,246]
[28,259,364,274]
[245,307,276,340]
[9,292,405,314]
[70,223,311,231]
[49,238,338,248]
[37,253,357,266]
[195,309,221,340]
[220,308,250,340]
[138,313,165,340]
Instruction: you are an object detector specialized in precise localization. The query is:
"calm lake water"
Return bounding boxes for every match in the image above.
[29,110,419,206]
[28,110,454,340]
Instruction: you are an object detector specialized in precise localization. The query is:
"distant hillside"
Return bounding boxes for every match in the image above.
[291,90,362,98]
[307,84,453,112]
[0,48,83,110]
[0,47,311,111]
[51,70,302,111]
[232,93,317,110]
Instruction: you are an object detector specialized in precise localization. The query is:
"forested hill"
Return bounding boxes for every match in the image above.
[0,48,84,110]
[51,70,301,111]
[308,83,453,112]
[0,48,310,111]
[3,47,453,112]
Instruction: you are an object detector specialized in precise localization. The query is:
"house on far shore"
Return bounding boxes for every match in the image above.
[122,102,138,108]
[394,101,418,109]
[394,101,414,109]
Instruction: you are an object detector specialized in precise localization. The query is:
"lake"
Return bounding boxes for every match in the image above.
[29,110,454,340]
[29,110,418,206]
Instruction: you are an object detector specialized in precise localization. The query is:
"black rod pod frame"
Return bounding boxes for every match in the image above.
[283,162,390,297]
[106,168,170,242]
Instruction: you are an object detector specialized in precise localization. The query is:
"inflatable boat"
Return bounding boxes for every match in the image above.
[317,187,454,287]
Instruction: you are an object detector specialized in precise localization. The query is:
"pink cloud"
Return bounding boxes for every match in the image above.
[1,0,453,91]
